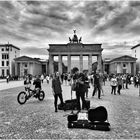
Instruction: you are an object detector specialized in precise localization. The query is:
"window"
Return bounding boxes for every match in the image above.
[6,47,9,51]
[11,47,12,51]
[1,48,4,51]
[2,69,4,76]
[135,50,136,53]
[15,51,16,53]
[2,54,4,59]
[2,61,4,66]
[6,61,9,66]
[135,54,136,58]
[2,54,9,59]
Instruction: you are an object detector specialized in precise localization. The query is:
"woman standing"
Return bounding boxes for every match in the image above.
[110,75,117,95]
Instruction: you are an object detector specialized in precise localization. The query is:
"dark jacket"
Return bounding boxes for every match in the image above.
[52,77,62,94]
[33,78,41,88]
[93,74,100,87]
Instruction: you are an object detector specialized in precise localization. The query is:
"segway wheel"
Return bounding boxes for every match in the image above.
[17,91,27,105]
[38,91,45,101]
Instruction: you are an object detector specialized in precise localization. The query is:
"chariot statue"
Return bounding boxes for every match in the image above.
[69,30,82,43]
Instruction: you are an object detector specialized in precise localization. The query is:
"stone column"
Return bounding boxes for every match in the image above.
[79,54,83,73]
[58,54,62,74]
[49,54,54,75]
[133,62,136,75]
[28,62,30,75]
[33,62,35,76]
[15,62,17,75]
[128,62,131,74]
[114,63,116,73]
[20,62,23,77]
[67,54,71,73]
[121,62,123,73]
[88,54,92,73]
[97,54,102,72]
[46,61,48,75]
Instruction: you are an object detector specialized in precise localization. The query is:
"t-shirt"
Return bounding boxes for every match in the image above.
[111,78,117,86]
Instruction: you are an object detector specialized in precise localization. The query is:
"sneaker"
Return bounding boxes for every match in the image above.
[55,108,58,112]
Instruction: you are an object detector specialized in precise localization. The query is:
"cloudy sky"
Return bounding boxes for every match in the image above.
[0,0,140,59]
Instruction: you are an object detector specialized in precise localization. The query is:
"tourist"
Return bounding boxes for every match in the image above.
[99,71,104,96]
[64,73,68,85]
[125,75,129,89]
[135,75,139,88]
[130,76,134,85]
[84,71,90,98]
[117,75,123,95]
[24,75,31,91]
[110,74,117,95]
[46,75,50,84]
[52,72,64,112]
[122,75,126,89]
[41,74,44,83]
[67,72,71,85]
[6,75,9,83]
[61,73,64,84]
[33,75,42,89]
[92,70,101,99]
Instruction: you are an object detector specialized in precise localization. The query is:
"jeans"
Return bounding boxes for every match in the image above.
[111,86,116,94]
[54,93,64,111]
[76,91,87,110]
[92,85,101,99]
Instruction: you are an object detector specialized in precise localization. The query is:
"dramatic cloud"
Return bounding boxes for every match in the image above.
[0,0,140,59]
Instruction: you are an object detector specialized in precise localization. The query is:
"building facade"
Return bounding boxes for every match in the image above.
[14,56,48,77]
[0,44,20,77]
[103,55,137,75]
[131,44,140,73]
[48,31,103,74]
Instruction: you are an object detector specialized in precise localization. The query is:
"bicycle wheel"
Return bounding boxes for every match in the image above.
[17,91,27,105]
[38,91,45,101]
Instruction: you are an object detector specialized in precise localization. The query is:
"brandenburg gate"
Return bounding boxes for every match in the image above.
[48,30,103,74]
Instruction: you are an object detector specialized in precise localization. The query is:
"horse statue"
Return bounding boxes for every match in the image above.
[79,37,82,43]
[69,37,72,43]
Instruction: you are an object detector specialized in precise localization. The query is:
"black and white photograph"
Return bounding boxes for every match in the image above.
[0,0,140,139]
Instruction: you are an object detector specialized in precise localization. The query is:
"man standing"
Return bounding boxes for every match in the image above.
[52,72,64,112]
[117,75,123,95]
[92,70,101,99]
[73,68,87,112]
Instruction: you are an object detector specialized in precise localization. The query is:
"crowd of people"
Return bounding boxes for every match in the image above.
[23,69,140,113]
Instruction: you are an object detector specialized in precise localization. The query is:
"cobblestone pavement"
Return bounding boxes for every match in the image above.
[0,80,24,91]
[0,81,140,139]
